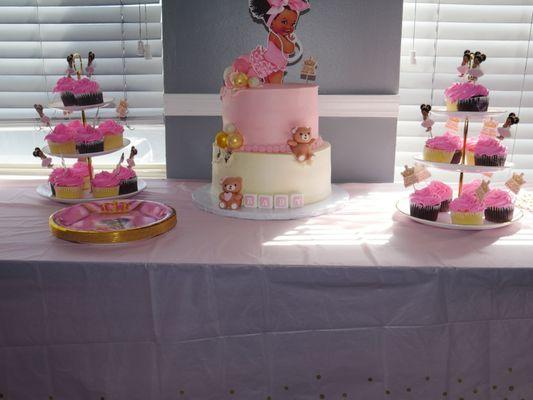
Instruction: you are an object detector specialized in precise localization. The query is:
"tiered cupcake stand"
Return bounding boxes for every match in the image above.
[36,99,147,204]
[396,108,524,230]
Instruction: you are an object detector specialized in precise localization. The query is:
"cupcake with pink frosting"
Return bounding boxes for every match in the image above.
[53,168,84,199]
[91,171,121,198]
[116,166,138,195]
[98,120,124,150]
[423,132,463,164]
[75,125,104,154]
[409,187,442,221]
[484,189,514,223]
[450,192,485,225]
[48,167,69,196]
[53,77,77,106]
[426,181,453,212]
[73,78,103,106]
[71,161,92,190]
[444,82,489,112]
[45,124,76,155]
[474,136,507,167]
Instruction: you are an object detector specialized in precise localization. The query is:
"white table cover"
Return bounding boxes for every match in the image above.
[1,179,533,400]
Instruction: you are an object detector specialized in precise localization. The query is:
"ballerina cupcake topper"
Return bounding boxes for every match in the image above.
[497,112,520,140]
[86,51,96,77]
[113,152,125,175]
[33,104,51,128]
[127,146,137,168]
[457,50,486,81]
[32,147,53,168]
[66,54,75,77]
[420,104,434,135]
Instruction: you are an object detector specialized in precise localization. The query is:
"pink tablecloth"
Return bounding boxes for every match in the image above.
[0,179,532,268]
[2,179,533,400]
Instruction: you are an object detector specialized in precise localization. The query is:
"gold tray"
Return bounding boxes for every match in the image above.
[49,200,177,244]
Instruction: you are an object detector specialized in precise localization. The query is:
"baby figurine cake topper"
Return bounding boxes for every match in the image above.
[224,0,310,87]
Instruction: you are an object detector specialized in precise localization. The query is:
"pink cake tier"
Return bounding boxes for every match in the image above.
[221,83,320,152]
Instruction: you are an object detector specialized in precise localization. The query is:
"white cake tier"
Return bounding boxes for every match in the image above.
[211,143,332,205]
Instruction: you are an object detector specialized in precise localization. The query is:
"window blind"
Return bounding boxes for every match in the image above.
[397,0,533,179]
[0,0,163,121]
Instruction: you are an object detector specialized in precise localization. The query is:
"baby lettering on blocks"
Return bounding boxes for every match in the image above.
[243,193,304,209]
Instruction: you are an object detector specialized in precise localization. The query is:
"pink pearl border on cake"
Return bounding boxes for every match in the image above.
[239,137,325,154]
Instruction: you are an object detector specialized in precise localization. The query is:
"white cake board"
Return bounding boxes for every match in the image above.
[192,184,349,220]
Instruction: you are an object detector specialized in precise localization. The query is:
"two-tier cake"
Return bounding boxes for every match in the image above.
[205,0,332,212]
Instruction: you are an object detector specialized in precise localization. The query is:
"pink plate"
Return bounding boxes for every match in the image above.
[49,200,177,243]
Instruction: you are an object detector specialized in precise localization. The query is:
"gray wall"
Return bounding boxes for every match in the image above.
[163,0,403,182]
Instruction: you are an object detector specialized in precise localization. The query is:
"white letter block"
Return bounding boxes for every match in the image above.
[258,194,274,209]
[290,193,304,208]
[243,194,258,208]
[274,194,289,209]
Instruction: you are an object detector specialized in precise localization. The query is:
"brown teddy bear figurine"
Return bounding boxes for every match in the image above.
[219,177,243,210]
[288,127,315,162]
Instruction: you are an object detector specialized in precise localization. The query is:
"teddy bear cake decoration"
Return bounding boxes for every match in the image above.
[219,177,244,210]
[288,127,315,162]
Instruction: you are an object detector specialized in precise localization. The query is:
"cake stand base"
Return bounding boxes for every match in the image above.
[192,184,349,220]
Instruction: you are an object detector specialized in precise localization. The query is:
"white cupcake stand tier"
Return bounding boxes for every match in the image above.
[192,184,349,221]
[399,108,524,230]
[396,198,523,231]
[36,98,146,204]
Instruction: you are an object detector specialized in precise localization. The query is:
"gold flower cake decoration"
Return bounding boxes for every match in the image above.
[475,180,491,202]
[505,172,526,195]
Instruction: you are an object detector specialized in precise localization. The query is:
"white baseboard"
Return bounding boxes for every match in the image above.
[164,93,399,118]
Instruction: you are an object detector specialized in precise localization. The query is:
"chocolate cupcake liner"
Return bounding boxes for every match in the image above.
[75,92,104,106]
[60,91,77,107]
[457,96,489,112]
[450,150,463,164]
[119,177,138,195]
[50,183,56,197]
[485,206,514,223]
[439,199,451,213]
[474,154,507,167]
[410,203,440,222]
[76,141,104,154]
